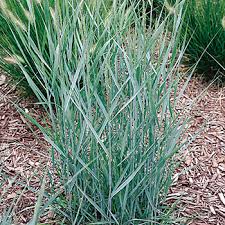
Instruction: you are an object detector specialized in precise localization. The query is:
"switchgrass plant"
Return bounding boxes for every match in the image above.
[0,0,187,224]
[182,0,225,77]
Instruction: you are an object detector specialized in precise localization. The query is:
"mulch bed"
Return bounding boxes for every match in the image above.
[1,72,225,224]
[0,73,50,224]
[169,75,225,225]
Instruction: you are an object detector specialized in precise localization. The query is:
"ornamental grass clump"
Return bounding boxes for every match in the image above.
[0,0,187,224]
[183,0,225,78]
[0,0,54,91]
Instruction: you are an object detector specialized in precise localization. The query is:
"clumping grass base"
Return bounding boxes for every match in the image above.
[0,0,187,224]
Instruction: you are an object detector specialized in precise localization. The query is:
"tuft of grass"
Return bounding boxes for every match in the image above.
[0,0,55,93]
[182,0,225,78]
[1,0,188,224]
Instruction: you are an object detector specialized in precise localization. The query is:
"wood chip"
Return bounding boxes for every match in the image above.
[219,193,225,206]
[209,205,216,215]
[169,76,225,224]
[0,74,6,85]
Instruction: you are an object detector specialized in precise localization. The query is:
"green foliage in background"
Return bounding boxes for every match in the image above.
[0,0,53,91]
[0,0,187,224]
[182,0,225,77]
[0,0,112,93]
[0,0,177,95]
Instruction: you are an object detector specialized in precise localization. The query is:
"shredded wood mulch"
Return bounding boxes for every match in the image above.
[0,73,51,224]
[1,71,225,224]
[169,75,225,225]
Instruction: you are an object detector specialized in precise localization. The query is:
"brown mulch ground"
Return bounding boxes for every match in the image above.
[169,75,225,225]
[0,73,51,224]
[1,72,225,224]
